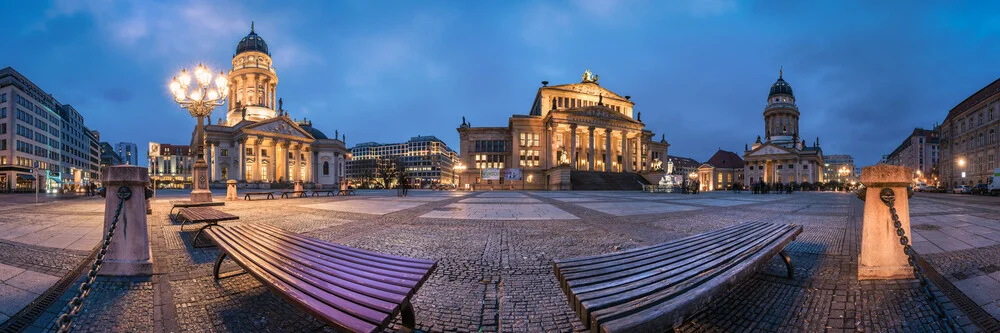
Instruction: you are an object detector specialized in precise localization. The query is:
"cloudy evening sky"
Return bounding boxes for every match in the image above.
[4,0,1000,165]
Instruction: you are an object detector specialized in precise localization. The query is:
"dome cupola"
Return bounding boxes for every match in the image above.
[768,67,793,98]
[235,22,269,55]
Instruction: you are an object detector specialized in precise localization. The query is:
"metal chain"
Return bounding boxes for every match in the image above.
[880,188,960,333]
[56,186,132,333]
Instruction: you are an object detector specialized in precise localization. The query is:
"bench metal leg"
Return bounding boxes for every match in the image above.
[192,222,217,248]
[213,252,228,280]
[398,300,416,333]
[778,250,794,279]
[178,215,189,231]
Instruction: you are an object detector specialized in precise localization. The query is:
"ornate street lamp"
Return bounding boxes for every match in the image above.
[454,162,467,191]
[169,64,228,202]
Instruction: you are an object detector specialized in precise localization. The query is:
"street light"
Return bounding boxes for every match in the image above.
[169,64,228,203]
[454,162,466,191]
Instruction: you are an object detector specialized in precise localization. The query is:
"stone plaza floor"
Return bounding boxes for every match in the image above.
[0,190,998,332]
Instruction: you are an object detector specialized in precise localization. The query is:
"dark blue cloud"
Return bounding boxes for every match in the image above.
[4,0,998,165]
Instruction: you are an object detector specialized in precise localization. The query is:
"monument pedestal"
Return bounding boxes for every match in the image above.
[226,180,238,201]
[858,165,914,280]
[190,158,212,203]
[100,166,153,276]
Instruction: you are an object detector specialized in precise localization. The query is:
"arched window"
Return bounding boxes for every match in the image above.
[323,161,329,175]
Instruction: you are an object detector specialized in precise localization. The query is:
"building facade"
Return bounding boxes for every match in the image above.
[346,135,458,188]
[167,24,349,187]
[100,142,124,170]
[698,150,745,191]
[822,154,859,184]
[116,142,139,165]
[456,70,670,190]
[743,70,824,185]
[938,78,1000,188]
[0,67,100,193]
[147,143,192,188]
[884,128,939,185]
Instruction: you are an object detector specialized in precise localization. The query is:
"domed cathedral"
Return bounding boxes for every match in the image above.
[197,23,349,188]
[457,69,671,190]
[743,68,824,186]
[225,22,278,126]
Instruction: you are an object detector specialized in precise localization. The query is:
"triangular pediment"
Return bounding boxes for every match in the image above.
[242,117,314,139]
[747,144,794,157]
[546,82,627,101]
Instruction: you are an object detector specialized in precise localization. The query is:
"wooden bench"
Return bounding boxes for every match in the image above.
[280,190,307,199]
[339,189,356,196]
[553,221,801,333]
[205,224,436,333]
[168,200,224,217]
[176,207,240,248]
[244,191,275,201]
[311,189,338,197]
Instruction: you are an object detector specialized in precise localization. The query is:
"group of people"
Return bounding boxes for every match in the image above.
[750,182,793,194]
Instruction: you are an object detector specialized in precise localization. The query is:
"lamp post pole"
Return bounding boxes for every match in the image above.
[454,162,466,191]
[169,64,229,203]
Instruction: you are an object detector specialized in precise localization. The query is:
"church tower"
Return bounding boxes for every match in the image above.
[225,22,279,126]
[763,67,799,149]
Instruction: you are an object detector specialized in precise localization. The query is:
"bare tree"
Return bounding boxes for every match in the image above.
[376,158,399,189]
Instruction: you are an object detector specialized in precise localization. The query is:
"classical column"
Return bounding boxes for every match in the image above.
[605,128,613,172]
[232,139,247,180]
[569,124,578,169]
[547,125,554,169]
[621,132,629,172]
[271,139,278,182]
[209,143,217,181]
[254,138,262,181]
[304,145,312,182]
[588,126,595,171]
[290,145,299,181]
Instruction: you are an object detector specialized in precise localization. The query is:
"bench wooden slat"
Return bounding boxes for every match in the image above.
[597,225,801,332]
[243,226,432,284]
[578,224,788,310]
[558,222,766,279]
[229,226,419,297]
[207,228,384,333]
[563,223,779,289]
[554,222,801,333]
[255,224,436,267]
[568,224,787,321]
[555,221,764,270]
[214,227,402,313]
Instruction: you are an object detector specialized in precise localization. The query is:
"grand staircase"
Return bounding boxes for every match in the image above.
[570,171,650,191]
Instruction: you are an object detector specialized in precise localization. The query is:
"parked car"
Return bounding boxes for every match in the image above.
[972,184,989,195]
[925,186,938,192]
[952,185,971,194]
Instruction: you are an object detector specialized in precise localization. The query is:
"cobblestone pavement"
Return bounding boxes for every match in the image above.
[3,190,997,331]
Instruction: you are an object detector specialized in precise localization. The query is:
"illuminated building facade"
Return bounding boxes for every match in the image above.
[743,69,825,185]
[938,77,1000,188]
[456,70,670,190]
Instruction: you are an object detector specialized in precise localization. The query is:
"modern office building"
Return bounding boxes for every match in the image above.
[116,142,139,165]
[347,135,458,188]
[885,128,939,185]
[0,67,100,193]
[822,154,859,184]
[938,77,999,188]
[147,143,193,188]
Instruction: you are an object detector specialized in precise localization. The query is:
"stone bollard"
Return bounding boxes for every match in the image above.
[226,180,238,201]
[294,180,304,192]
[858,165,913,280]
[100,166,153,276]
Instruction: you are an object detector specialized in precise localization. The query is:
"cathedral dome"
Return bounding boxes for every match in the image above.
[298,121,329,140]
[768,70,793,97]
[236,22,269,55]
